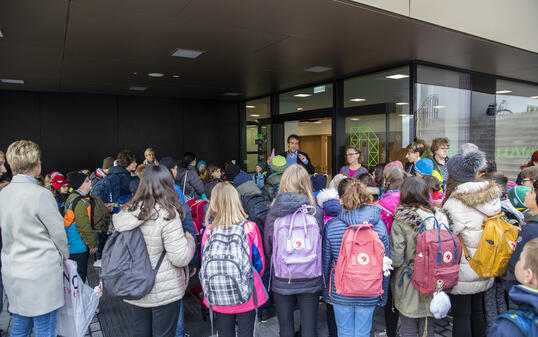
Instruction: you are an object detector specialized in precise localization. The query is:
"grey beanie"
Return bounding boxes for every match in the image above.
[447,150,487,183]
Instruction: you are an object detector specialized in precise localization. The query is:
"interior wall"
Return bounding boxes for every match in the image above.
[0,90,239,175]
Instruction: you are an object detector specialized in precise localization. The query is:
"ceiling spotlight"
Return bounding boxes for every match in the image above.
[350,118,359,121]
[385,74,409,80]
[297,107,303,111]
[396,102,409,105]
[250,114,260,117]
[531,96,538,99]
[172,75,180,78]
[496,90,512,94]
[170,48,206,59]
[148,73,165,77]
[246,105,256,108]
[0,79,24,84]
[305,66,332,73]
[128,86,147,91]
[433,105,446,109]
[349,98,366,102]
[223,92,241,96]
[313,121,322,124]
[293,94,311,98]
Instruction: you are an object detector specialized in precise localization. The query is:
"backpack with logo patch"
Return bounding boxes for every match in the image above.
[497,310,538,337]
[460,212,519,278]
[332,222,384,297]
[410,216,461,296]
[272,205,322,282]
[90,174,121,205]
[64,194,110,233]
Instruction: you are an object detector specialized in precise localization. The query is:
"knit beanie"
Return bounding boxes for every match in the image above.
[224,164,241,181]
[415,158,434,176]
[66,171,87,190]
[160,156,177,171]
[197,160,207,170]
[383,160,404,174]
[271,155,287,173]
[102,156,115,170]
[447,150,486,183]
[51,171,68,191]
[508,185,531,209]
[256,162,266,171]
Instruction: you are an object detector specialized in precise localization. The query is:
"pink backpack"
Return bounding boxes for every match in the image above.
[409,216,462,296]
[332,222,384,297]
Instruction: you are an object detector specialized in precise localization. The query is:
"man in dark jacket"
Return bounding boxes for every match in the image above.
[108,149,136,196]
[276,134,315,174]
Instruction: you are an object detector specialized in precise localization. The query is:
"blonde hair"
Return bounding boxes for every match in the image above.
[522,238,538,278]
[0,150,4,160]
[206,182,247,228]
[278,164,316,205]
[144,147,155,157]
[6,140,41,175]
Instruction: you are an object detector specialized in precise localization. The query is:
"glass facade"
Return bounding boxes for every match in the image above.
[245,97,271,173]
[279,84,333,114]
[345,115,386,171]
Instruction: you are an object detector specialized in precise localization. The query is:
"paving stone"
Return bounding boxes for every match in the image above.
[91,331,103,337]
[89,322,101,332]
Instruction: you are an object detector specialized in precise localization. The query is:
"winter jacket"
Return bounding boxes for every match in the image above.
[113,206,195,308]
[443,180,501,295]
[129,177,140,195]
[501,198,525,227]
[233,171,261,198]
[339,165,368,178]
[506,214,538,292]
[201,221,268,314]
[390,206,449,318]
[176,165,205,200]
[316,188,341,226]
[488,285,538,337]
[253,172,266,190]
[90,168,107,187]
[405,162,416,176]
[65,191,98,254]
[107,166,134,196]
[262,172,283,201]
[322,205,390,306]
[376,190,400,234]
[264,192,324,295]
[0,175,69,316]
[280,150,315,174]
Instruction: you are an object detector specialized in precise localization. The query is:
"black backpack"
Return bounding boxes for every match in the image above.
[241,194,271,233]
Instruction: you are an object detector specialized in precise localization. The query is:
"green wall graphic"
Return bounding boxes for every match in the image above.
[349,126,380,167]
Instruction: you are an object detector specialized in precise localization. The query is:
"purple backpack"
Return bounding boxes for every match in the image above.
[272,205,322,282]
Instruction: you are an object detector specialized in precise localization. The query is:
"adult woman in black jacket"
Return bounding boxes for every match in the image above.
[175,152,205,200]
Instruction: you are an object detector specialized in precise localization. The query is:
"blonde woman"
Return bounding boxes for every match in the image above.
[200,183,267,337]
[143,147,158,165]
[264,164,323,337]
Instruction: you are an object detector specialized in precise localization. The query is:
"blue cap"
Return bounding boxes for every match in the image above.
[415,158,434,176]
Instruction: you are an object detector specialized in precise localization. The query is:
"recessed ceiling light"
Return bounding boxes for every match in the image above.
[128,86,147,91]
[385,74,409,80]
[297,107,303,111]
[399,114,413,117]
[433,105,446,109]
[1,79,24,84]
[313,121,322,124]
[350,118,359,121]
[246,105,256,108]
[496,90,512,94]
[250,114,260,117]
[531,96,538,99]
[396,102,409,106]
[293,94,311,98]
[172,75,180,78]
[305,66,332,73]
[350,98,366,102]
[148,72,164,77]
[313,85,326,93]
[170,48,206,59]
[223,92,241,96]
[0,29,5,38]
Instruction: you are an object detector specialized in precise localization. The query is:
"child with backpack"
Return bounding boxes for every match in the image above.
[390,177,453,337]
[322,178,390,337]
[489,237,538,337]
[264,164,323,337]
[112,164,195,337]
[252,162,267,190]
[262,155,287,201]
[199,182,267,337]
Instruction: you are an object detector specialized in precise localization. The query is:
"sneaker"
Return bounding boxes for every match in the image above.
[374,331,387,337]
[258,309,275,323]
[93,259,102,268]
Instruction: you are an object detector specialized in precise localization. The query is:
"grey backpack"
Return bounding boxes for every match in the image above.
[100,228,165,300]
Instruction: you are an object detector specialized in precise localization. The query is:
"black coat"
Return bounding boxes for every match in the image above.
[279,150,315,174]
[175,165,205,200]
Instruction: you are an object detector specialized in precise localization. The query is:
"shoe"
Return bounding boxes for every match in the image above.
[374,331,387,337]
[257,309,275,323]
[93,259,102,268]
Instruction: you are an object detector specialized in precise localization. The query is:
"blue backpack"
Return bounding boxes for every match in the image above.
[91,175,121,205]
[497,310,538,337]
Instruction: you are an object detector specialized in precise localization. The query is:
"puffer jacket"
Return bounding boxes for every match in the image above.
[376,190,400,234]
[390,206,449,318]
[264,192,324,295]
[107,166,133,196]
[176,165,205,200]
[201,221,268,314]
[322,205,390,306]
[233,171,261,198]
[443,180,501,295]
[262,172,283,201]
[316,188,341,226]
[113,206,195,308]
[505,214,538,292]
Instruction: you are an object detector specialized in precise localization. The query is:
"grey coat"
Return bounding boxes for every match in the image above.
[0,175,69,316]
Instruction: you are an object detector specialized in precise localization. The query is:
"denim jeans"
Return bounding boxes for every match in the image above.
[333,303,376,337]
[11,309,59,337]
[174,299,184,337]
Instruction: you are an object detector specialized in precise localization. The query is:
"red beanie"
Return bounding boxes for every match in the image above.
[51,171,68,191]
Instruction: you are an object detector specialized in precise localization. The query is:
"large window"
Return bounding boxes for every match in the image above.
[415,66,471,158]
[495,80,538,180]
[245,97,271,173]
[279,84,333,114]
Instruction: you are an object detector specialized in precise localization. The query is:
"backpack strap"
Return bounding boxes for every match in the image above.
[154,250,166,272]
[375,203,393,216]
[458,235,472,262]
[497,310,533,336]
[398,254,413,287]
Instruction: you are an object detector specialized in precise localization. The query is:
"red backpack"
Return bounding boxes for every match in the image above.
[186,199,208,235]
[332,222,385,297]
[409,216,461,296]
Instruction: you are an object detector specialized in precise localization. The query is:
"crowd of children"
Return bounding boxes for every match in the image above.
[0,139,537,337]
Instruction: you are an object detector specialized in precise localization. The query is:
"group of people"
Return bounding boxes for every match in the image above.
[0,137,537,337]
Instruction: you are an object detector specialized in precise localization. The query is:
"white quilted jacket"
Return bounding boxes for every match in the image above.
[443,181,501,295]
[113,207,195,308]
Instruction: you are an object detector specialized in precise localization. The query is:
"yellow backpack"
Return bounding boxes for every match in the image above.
[461,212,519,278]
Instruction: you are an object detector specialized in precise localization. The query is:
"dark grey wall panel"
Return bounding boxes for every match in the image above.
[0,90,41,148]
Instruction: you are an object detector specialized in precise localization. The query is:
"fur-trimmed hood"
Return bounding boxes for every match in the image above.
[316,188,339,208]
[450,180,502,208]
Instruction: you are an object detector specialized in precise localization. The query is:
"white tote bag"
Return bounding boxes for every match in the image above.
[57,260,100,337]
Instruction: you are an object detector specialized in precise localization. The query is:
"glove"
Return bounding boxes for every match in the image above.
[94,283,103,299]
[430,290,451,319]
[382,256,394,277]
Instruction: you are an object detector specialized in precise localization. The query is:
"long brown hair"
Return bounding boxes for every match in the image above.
[204,164,221,183]
[125,164,185,221]
[337,178,372,211]
[400,176,435,213]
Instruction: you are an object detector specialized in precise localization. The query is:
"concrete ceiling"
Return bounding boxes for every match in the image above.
[0,0,537,101]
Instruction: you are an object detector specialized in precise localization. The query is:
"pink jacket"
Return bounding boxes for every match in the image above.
[201,221,268,314]
[376,190,400,234]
